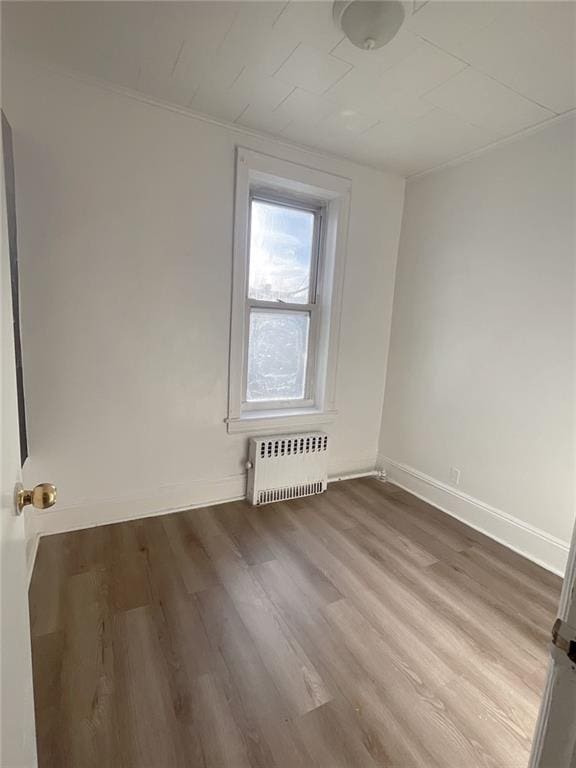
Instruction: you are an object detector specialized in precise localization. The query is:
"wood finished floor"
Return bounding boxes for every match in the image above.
[29,478,561,768]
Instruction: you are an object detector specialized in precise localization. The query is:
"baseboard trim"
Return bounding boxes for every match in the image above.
[377,455,569,576]
[32,474,248,537]
[30,458,379,540]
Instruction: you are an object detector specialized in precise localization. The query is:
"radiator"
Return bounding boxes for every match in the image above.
[246,432,329,506]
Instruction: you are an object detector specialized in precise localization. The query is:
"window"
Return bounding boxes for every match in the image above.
[228,148,350,434]
[245,195,321,408]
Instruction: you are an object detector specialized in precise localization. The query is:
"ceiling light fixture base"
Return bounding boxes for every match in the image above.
[333,0,406,51]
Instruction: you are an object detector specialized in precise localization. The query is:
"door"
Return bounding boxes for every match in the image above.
[529,523,576,767]
[1,117,37,765]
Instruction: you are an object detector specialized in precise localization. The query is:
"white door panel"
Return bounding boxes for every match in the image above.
[1,114,37,766]
[530,524,576,767]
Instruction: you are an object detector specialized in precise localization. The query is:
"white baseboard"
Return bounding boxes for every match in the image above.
[31,474,247,537]
[377,455,569,576]
[29,456,379,541]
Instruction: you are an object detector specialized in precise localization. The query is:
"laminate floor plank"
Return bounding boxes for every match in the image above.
[294,501,549,727]
[30,632,64,766]
[212,501,276,566]
[30,479,561,768]
[351,479,490,553]
[200,531,332,717]
[325,598,506,768]
[285,505,477,680]
[281,508,461,689]
[328,500,440,570]
[60,570,119,768]
[183,505,225,544]
[432,548,557,630]
[454,544,560,610]
[246,502,343,607]
[251,557,438,767]
[287,499,555,735]
[344,520,548,688]
[112,606,192,768]
[162,513,220,594]
[196,584,314,768]
[139,517,216,683]
[106,549,151,614]
[63,526,110,575]
[192,673,252,768]
[292,698,380,768]
[29,533,70,637]
[337,481,471,559]
[427,559,552,656]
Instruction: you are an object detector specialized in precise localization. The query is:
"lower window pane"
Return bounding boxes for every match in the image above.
[246,310,310,402]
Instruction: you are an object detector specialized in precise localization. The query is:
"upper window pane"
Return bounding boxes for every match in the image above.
[248,200,315,304]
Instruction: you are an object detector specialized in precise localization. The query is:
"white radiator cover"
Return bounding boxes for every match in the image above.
[247,432,329,505]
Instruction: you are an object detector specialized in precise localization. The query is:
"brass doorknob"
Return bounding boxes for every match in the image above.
[17,483,57,513]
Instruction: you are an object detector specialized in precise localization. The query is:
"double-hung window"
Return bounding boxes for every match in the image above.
[228,148,350,434]
[245,194,322,409]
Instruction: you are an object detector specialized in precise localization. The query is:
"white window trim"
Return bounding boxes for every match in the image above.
[226,147,351,435]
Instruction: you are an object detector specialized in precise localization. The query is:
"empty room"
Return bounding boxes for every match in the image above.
[1,1,575,766]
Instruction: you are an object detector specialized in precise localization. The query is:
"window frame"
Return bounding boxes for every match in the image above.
[227,147,351,435]
[243,191,324,412]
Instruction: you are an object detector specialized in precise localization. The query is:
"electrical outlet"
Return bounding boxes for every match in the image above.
[449,466,461,486]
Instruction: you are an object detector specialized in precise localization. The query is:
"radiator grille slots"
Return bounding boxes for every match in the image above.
[259,434,329,459]
[257,481,324,505]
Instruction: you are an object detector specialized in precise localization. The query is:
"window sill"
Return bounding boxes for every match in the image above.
[226,409,337,435]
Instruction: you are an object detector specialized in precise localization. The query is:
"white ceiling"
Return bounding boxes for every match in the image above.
[4,1,575,176]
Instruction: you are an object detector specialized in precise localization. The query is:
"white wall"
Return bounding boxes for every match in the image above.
[379,116,576,574]
[4,59,404,537]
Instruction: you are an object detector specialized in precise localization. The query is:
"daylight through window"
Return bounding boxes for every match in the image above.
[245,196,322,407]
